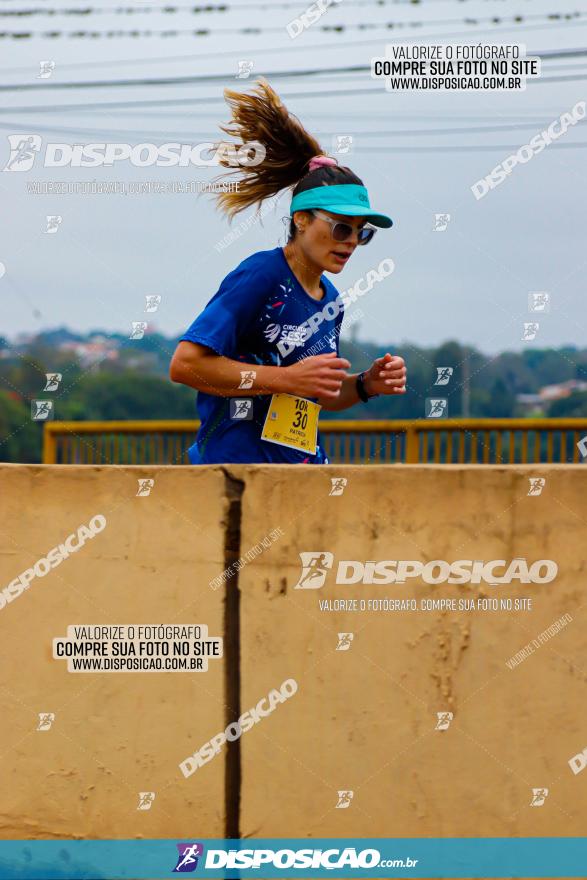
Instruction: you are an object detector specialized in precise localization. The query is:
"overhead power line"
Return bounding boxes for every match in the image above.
[1,40,585,78]
[0,3,580,17]
[0,0,565,8]
[1,72,587,116]
[0,117,584,151]
[0,46,584,92]
[0,117,585,140]
[0,9,584,38]
[0,63,365,91]
[50,109,582,120]
[0,0,460,14]
[357,142,587,151]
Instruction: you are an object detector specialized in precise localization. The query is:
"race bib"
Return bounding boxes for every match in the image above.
[261,394,321,454]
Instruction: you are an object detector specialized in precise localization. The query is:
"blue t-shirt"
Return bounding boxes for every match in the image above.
[179,246,344,464]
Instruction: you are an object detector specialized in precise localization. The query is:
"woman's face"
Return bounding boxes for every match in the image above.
[294,210,368,274]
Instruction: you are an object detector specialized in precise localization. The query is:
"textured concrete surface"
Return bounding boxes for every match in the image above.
[1,463,585,880]
[0,464,227,839]
[237,465,587,850]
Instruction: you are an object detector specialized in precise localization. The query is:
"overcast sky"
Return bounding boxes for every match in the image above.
[1,0,586,355]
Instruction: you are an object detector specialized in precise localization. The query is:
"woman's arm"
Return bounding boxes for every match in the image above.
[170,341,287,397]
[317,373,363,411]
[318,353,407,411]
[169,341,351,401]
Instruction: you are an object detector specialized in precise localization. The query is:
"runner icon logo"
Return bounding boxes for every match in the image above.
[173,843,204,873]
[435,711,453,731]
[230,399,253,420]
[434,367,453,386]
[36,713,55,731]
[136,479,155,497]
[137,792,155,811]
[530,788,548,807]
[336,633,353,651]
[528,478,546,496]
[294,552,334,589]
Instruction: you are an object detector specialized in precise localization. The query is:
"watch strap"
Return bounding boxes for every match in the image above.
[356,371,378,402]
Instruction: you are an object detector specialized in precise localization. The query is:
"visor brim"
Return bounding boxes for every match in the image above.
[314,204,393,228]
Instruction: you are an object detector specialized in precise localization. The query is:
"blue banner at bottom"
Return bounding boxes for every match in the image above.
[0,837,585,879]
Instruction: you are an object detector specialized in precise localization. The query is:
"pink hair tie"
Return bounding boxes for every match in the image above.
[308,154,338,172]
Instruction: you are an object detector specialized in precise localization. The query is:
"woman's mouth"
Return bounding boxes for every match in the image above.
[331,250,351,265]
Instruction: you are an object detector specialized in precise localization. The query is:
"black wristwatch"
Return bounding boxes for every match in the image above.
[356,371,379,402]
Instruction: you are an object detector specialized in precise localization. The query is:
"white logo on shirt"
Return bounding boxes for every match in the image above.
[264,322,308,349]
[264,323,281,343]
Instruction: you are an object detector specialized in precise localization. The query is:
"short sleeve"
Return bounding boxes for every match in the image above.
[179,261,272,357]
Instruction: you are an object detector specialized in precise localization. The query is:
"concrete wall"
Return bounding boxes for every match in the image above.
[1,463,586,878]
[0,464,227,840]
[238,466,587,845]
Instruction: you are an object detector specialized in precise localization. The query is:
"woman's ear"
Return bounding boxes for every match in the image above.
[294,210,312,233]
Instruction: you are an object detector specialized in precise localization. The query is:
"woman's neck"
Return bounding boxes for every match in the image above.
[282,242,324,300]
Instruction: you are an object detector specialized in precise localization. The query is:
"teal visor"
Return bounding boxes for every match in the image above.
[290,184,393,228]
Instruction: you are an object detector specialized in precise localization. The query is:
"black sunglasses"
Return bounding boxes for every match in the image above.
[310,210,377,246]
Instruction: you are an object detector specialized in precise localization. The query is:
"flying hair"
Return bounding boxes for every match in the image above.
[210,77,361,223]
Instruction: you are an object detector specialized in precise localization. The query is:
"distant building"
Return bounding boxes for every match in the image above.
[59,335,119,367]
[516,380,587,413]
[538,379,587,401]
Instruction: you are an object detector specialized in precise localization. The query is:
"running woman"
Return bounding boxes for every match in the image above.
[170,79,406,465]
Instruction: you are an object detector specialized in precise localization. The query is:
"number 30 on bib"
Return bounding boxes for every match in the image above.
[261,394,321,454]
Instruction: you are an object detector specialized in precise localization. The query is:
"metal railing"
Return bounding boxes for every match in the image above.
[43,419,587,465]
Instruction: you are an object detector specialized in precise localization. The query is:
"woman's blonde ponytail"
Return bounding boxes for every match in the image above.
[211,78,325,220]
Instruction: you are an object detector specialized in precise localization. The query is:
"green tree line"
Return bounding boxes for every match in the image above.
[1,331,586,463]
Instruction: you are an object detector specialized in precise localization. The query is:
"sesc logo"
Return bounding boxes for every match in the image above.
[294,552,334,589]
[264,323,281,343]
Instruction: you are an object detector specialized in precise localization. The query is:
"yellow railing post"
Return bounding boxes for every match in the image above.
[42,424,57,464]
[405,424,419,463]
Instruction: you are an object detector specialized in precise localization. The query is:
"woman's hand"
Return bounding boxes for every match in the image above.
[363,353,406,396]
[281,352,351,399]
